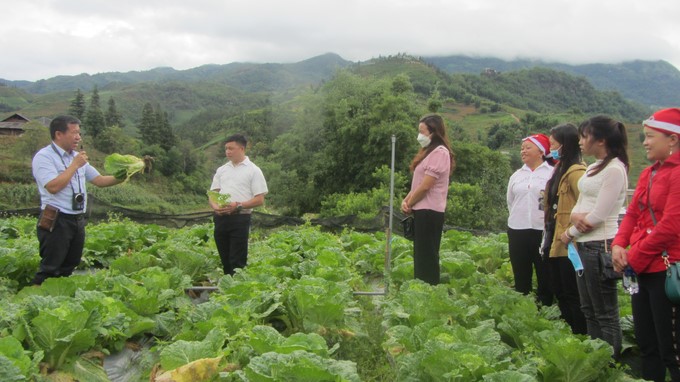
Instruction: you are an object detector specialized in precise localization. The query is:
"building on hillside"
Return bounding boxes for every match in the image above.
[482,68,500,77]
[0,113,50,136]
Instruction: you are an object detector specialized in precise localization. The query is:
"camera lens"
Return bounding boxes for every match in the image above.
[75,193,84,203]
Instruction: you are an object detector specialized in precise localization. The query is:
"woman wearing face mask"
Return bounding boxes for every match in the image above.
[401,114,455,285]
[507,133,554,306]
[612,108,680,382]
[560,115,629,360]
[542,123,587,334]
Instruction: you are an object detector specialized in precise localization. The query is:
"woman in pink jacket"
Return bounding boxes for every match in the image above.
[613,108,680,382]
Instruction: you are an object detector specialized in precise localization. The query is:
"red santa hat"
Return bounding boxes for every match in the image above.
[522,133,550,156]
[643,108,680,135]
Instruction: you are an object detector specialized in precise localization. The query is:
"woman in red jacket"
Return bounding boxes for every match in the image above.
[612,108,680,382]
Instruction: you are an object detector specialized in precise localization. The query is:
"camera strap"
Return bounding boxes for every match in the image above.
[50,143,83,197]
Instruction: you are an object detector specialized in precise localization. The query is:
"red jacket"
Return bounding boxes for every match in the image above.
[613,151,680,274]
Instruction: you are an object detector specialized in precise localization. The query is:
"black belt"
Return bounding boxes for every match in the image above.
[578,239,612,250]
[60,212,86,220]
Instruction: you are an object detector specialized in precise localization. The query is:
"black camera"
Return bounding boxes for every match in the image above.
[72,193,85,210]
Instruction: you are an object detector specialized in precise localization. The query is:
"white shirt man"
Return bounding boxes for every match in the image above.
[209,134,268,275]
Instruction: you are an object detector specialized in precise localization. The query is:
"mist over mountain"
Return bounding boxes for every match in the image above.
[423,55,680,108]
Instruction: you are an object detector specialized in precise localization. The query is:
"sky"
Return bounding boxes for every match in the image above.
[2,0,679,82]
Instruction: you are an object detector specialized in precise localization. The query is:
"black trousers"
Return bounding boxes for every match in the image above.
[213,214,251,275]
[632,271,680,382]
[548,256,587,334]
[34,213,86,285]
[413,209,445,285]
[507,228,553,306]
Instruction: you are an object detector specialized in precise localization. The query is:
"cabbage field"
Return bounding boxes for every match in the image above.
[0,216,639,381]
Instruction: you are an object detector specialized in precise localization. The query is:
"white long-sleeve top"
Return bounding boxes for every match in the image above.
[568,158,628,242]
[507,161,554,230]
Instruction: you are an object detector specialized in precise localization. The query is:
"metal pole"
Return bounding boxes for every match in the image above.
[185,286,219,292]
[386,134,395,295]
[352,135,396,297]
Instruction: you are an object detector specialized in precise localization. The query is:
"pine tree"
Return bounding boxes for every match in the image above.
[105,97,124,128]
[155,106,176,151]
[138,102,158,146]
[68,89,86,120]
[84,85,106,138]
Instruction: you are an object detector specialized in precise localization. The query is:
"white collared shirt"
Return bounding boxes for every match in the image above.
[210,156,268,211]
[506,161,554,230]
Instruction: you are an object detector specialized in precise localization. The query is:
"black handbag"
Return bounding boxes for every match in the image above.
[599,243,622,281]
[401,216,415,241]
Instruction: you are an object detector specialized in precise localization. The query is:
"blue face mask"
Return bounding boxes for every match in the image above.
[567,242,584,275]
[550,146,562,160]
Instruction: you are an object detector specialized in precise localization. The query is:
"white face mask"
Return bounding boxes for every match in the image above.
[417,133,431,148]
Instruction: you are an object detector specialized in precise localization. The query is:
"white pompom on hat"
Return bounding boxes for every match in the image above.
[522,133,551,156]
[643,108,680,135]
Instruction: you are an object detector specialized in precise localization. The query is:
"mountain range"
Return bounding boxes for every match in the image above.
[2,53,680,109]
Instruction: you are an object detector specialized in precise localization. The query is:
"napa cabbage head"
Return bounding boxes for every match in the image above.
[104,153,145,181]
[207,190,231,207]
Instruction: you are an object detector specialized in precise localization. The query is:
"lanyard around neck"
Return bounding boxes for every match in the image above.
[50,143,82,195]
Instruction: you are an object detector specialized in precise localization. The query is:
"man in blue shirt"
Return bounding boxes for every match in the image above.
[31,115,122,285]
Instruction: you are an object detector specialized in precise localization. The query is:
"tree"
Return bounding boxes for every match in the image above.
[314,71,421,197]
[137,103,176,151]
[427,88,443,113]
[13,121,50,158]
[155,106,176,151]
[138,103,158,146]
[263,93,327,214]
[94,125,139,154]
[174,139,200,174]
[450,141,512,230]
[158,146,184,176]
[391,74,413,94]
[105,97,124,128]
[68,89,86,120]
[486,122,522,149]
[84,85,105,138]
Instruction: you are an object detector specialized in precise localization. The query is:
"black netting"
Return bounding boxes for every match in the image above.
[1,198,497,235]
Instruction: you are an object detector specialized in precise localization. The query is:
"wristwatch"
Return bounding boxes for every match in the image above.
[236,203,243,213]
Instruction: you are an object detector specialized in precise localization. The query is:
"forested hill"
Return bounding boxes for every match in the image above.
[0,55,651,129]
[423,55,680,108]
[456,67,650,121]
[0,53,353,95]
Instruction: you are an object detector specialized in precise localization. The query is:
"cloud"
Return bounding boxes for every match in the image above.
[1,0,679,81]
